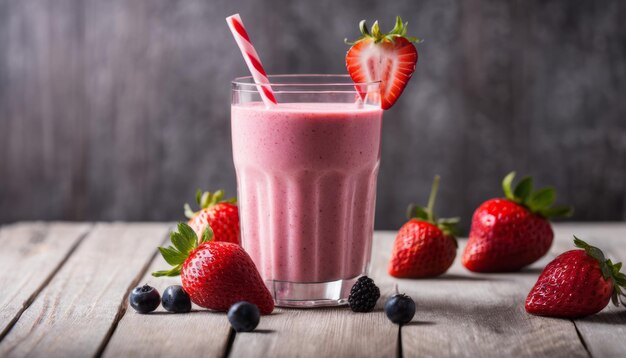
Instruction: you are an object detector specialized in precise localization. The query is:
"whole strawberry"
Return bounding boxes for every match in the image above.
[462,172,572,272]
[526,237,626,318]
[153,223,274,315]
[389,176,459,278]
[345,16,422,110]
[184,189,240,245]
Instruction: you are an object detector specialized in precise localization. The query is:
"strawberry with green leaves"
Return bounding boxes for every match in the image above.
[526,237,626,318]
[462,172,573,272]
[345,16,422,109]
[388,176,459,278]
[153,222,274,315]
[184,189,240,245]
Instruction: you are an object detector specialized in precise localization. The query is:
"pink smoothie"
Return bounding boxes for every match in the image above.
[231,102,383,283]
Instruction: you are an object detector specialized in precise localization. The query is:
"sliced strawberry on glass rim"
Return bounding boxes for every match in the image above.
[345,16,422,110]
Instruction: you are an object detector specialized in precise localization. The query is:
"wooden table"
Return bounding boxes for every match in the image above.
[0,222,624,357]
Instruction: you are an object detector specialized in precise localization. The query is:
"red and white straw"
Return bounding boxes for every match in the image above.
[226,14,277,107]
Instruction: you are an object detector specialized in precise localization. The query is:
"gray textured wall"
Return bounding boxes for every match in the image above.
[1,0,625,230]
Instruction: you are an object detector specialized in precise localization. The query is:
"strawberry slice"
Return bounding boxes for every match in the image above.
[346,16,421,110]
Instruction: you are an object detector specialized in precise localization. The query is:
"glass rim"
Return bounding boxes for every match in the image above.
[231,74,381,88]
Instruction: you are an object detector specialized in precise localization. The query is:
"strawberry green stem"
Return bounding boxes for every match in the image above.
[405,175,459,237]
[501,171,573,219]
[344,16,423,45]
[426,175,440,222]
[574,236,626,307]
[184,189,237,219]
[152,222,214,277]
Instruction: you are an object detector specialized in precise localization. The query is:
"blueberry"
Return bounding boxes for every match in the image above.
[162,285,192,313]
[129,284,160,314]
[384,294,416,325]
[227,301,260,332]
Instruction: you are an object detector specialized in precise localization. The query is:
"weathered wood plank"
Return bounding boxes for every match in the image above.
[1,223,622,357]
[0,223,170,357]
[399,224,589,357]
[0,222,91,338]
[552,223,626,358]
[102,244,232,358]
[229,232,400,358]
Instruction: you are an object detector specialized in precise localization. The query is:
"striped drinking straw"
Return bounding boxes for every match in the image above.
[226,14,277,107]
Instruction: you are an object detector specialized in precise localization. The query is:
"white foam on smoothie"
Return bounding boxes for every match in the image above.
[234,101,382,113]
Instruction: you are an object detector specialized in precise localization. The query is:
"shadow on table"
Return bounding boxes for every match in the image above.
[250,329,275,334]
[404,321,436,327]
[144,309,225,315]
[518,267,544,274]
[433,274,505,281]
[578,310,626,325]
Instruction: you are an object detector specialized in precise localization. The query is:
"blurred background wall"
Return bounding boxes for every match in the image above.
[0,0,625,231]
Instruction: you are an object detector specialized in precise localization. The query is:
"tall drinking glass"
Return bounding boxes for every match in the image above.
[231,75,382,307]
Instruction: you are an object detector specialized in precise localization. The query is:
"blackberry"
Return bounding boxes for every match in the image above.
[348,276,380,312]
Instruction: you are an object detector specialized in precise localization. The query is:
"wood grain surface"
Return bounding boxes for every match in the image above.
[551,223,626,358]
[398,233,587,357]
[229,232,399,358]
[1,0,625,229]
[0,222,91,339]
[102,243,232,358]
[0,222,624,357]
[0,223,170,357]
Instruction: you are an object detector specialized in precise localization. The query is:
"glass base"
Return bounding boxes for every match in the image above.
[268,276,360,308]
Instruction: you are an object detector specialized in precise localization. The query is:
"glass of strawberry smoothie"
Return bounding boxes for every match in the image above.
[231,75,382,307]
